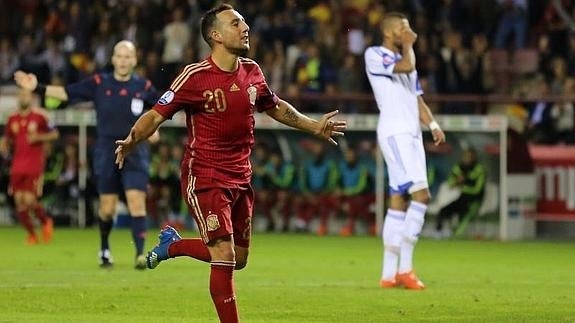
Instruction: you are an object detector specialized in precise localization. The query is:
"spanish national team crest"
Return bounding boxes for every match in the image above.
[131,98,144,116]
[206,213,220,231]
[247,85,257,105]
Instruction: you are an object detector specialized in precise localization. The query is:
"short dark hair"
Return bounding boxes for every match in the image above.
[381,12,407,33]
[200,3,234,47]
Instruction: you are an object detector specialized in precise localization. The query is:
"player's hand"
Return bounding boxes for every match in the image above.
[0,139,9,157]
[13,70,38,92]
[115,128,137,169]
[432,128,446,146]
[27,133,40,144]
[314,110,347,146]
[400,24,417,46]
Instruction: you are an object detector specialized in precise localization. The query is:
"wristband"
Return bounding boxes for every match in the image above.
[33,84,46,96]
[429,121,440,131]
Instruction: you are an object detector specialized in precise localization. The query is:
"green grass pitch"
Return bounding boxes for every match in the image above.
[0,226,574,322]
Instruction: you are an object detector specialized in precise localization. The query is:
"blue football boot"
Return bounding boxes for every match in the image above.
[146,225,182,269]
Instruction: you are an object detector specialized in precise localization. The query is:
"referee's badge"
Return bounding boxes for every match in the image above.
[131,98,144,116]
[247,85,257,105]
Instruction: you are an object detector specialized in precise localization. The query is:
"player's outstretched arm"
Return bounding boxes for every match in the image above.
[115,110,166,169]
[265,99,346,145]
[14,71,69,101]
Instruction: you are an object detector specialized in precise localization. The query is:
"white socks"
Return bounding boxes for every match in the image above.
[381,209,405,281]
[399,201,427,274]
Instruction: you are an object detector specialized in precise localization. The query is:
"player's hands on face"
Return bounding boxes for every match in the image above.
[114,128,137,169]
[399,21,417,46]
[315,110,347,146]
[13,71,38,92]
[432,128,446,146]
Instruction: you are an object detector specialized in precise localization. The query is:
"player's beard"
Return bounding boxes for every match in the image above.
[228,45,249,57]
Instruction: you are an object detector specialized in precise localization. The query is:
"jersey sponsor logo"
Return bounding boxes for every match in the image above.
[247,85,257,105]
[230,83,240,92]
[382,53,395,67]
[131,98,144,116]
[158,90,175,105]
[206,213,220,231]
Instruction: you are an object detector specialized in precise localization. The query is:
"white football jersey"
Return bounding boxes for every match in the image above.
[364,45,423,138]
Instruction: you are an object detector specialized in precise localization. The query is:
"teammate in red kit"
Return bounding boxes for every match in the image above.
[0,88,59,244]
[114,4,346,323]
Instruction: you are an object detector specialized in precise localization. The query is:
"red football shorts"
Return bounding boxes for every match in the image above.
[9,173,43,197]
[182,176,254,248]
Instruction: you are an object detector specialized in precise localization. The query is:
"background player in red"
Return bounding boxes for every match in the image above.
[0,88,59,244]
[114,4,346,323]
[14,40,159,269]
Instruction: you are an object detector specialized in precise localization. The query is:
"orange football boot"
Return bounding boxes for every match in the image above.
[379,279,398,288]
[42,218,54,243]
[26,235,39,245]
[396,271,425,290]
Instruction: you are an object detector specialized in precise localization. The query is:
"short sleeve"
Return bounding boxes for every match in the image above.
[254,65,279,112]
[415,74,424,96]
[364,47,396,77]
[65,74,100,102]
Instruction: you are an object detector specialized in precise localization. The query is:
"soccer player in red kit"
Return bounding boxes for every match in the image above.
[0,88,59,244]
[114,4,346,323]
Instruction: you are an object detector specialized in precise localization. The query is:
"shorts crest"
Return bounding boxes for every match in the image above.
[206,213,220,231]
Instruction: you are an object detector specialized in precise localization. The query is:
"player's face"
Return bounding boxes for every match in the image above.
[215,9,250,56]
[17,89,32,110]
[392,18,410,47]
[111,44,137,78]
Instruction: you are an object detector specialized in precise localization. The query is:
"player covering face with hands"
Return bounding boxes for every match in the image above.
[365,12,445,291]
[115,4,345,323]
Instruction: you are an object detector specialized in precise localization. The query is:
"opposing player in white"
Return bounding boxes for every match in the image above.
[364,12,445,290]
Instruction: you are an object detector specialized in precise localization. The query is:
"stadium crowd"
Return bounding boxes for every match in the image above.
[0,0,574,234]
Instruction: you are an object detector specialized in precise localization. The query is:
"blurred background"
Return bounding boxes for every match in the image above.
[0,0,574,240]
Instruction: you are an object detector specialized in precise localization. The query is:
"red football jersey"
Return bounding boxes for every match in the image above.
[4,108,54,175]
[153,56,279,186]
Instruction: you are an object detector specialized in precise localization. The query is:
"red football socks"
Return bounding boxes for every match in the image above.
[168,238,211,262]
[17,210,35,236]
[210,262,238,323]
[34,204,49,224]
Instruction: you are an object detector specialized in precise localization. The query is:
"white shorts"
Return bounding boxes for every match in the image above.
[378,132,428,195]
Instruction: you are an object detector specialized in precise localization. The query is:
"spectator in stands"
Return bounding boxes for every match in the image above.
[161,7,190,79]
[550,78,575,144]
[0,37,19,84]
[494,0,528,49]
[527,77,555,144]
[293,43,328,93]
